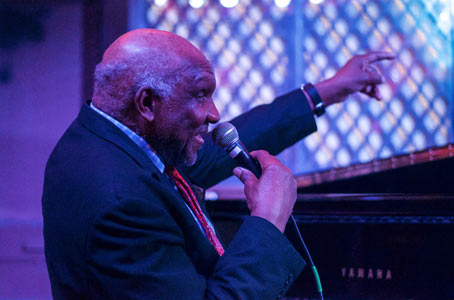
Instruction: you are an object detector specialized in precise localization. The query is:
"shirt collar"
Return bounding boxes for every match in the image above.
[89,102,165,173]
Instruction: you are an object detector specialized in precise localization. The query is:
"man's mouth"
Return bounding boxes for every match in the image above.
[192,126,208,149]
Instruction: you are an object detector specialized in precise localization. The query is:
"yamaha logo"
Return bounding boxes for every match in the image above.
[341,267,392,280]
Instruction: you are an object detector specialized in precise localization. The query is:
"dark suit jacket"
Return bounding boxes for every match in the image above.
[42,89,317,299]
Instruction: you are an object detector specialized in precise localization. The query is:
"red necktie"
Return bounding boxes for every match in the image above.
[165,166,224,256]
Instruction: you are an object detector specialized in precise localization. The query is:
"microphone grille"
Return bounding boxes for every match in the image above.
[212,122,239,148]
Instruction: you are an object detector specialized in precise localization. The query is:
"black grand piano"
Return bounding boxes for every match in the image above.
[206,144,454,300]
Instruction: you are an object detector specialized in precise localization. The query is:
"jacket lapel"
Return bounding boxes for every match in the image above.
[77,101,160,175]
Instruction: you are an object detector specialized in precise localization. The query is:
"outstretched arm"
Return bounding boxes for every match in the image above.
[188,51,395,188]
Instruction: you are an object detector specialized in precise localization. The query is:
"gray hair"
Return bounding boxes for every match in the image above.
[92,59,184,121]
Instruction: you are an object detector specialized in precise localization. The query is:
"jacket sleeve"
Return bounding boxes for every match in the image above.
[86,197,305,300]
[185,89,317,188]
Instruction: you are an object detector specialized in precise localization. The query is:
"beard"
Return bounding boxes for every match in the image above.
[138,105,208,168]
[142,129,203,168]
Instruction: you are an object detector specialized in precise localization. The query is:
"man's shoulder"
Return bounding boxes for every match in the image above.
[42,114,172,248]
[45,118,157,197]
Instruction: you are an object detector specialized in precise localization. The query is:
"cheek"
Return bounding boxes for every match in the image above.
[183,109,206,128]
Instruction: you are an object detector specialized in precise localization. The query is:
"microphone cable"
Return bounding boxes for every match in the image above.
[290,214,324,300]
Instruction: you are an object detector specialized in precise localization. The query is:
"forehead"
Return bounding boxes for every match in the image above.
[180,57,216,87]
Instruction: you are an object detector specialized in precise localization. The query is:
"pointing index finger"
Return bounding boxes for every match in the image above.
[365,51,395,64]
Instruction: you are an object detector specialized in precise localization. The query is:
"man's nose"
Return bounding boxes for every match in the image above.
[207,98,220,124]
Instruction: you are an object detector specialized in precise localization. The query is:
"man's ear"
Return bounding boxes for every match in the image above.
[134,86,158,122]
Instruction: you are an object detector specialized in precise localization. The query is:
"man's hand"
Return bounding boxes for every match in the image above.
[233,150,296,233]
[315,51,395,106]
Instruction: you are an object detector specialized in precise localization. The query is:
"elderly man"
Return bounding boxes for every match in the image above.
[42,29,393,299]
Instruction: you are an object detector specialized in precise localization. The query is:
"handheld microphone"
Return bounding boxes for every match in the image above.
[211,122,262,178]
[212,122,324,300]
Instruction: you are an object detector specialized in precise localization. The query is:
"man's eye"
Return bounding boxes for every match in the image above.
[196,91,207,98]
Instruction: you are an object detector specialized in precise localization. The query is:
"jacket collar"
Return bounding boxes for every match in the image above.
[77,101,207,203]
[77,101,163,178]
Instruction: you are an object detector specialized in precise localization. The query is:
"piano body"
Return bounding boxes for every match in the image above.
[206,144,454,300]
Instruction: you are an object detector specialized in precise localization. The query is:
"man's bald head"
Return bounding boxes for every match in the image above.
[92,29,211,124]
[101,29,207,71]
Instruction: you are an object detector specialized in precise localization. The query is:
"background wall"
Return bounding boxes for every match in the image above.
[0,4,83,221]
[0,1,126,299]
[0,3,83,299]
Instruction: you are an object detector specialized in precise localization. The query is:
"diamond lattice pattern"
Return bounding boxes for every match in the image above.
[143,0,453,174]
